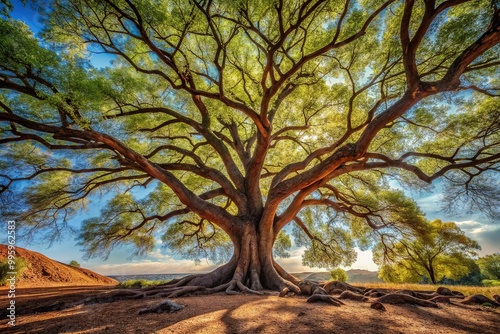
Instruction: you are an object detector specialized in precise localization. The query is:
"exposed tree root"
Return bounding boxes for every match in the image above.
[279,287,290,297]
[278,279,301,295]
[338,290,368,302]
[363,288,391,296]
[460,294,500,306]
[307,294,344,306]
[138,300,185,315]
[225,278,264,295]
[494,295,500,304]
[324,281,364,295]
[298,280,321,295]
[413,292,438,300]
[160,273,205,287]
[328,288,344,295]
[394,289,418,297]
[299,280,344,306]
[429,296,451,303]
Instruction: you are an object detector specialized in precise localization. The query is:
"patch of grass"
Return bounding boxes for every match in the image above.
[352,282,500,299]
[116,279,170,288]
[0,257,30,285]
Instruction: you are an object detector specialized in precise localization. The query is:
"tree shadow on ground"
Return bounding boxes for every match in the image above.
[400,300,499,334]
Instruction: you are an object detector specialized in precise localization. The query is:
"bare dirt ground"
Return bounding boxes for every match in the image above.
[0,285,499,334]
[0,246,117,287]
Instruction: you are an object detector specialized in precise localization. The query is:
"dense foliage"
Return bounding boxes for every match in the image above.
[373,219,481,284]
[69,260,81,267]
[477,253,500,280]
[329,268,348,282]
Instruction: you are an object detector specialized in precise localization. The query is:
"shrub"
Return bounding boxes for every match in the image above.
[69,260,81,267]
[329,268,348,282]
[0,257,29,285]
[117,279,170,288]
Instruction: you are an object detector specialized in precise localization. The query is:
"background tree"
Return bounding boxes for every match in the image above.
[453,259,483,286]
[329,268,348,282]
[373,220,481,284]
[477,253,500,280]
[69,260,81,268]
[0,0,499,296]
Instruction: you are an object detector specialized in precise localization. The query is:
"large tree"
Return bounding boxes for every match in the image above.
[1,0,499,296]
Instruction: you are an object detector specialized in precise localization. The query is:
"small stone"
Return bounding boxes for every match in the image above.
[138,300,185,315]
[297,311,306,317]
[157,300,185,312]
[461,294,500,306]
[370,302,386,311]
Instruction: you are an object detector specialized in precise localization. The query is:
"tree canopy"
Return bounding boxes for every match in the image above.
[69,260,81,267]
[0,0,499,294]
[373,219,481,284]
[329,268,348,282]
[477,253,500,280]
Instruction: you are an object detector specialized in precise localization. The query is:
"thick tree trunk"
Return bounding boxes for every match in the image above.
[159,222,301,297]
[426,259,437,284]
[428,268,437,285]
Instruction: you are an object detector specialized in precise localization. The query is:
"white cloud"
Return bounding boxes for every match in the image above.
[453,220,498,236]
[455,220,482,230]
[148,248,170,260]
[471,226,495,234]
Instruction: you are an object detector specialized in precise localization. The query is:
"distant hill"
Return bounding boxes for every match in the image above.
[292,269,382,283]
[0,245,118,287]
[346,269,383,283]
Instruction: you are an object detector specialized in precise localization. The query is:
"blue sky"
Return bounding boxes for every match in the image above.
[4,1,500,275]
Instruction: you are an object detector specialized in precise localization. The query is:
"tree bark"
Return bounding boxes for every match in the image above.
[157,221,301,297]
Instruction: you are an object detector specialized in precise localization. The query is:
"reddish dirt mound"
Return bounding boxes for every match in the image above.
[0,245,117,287]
